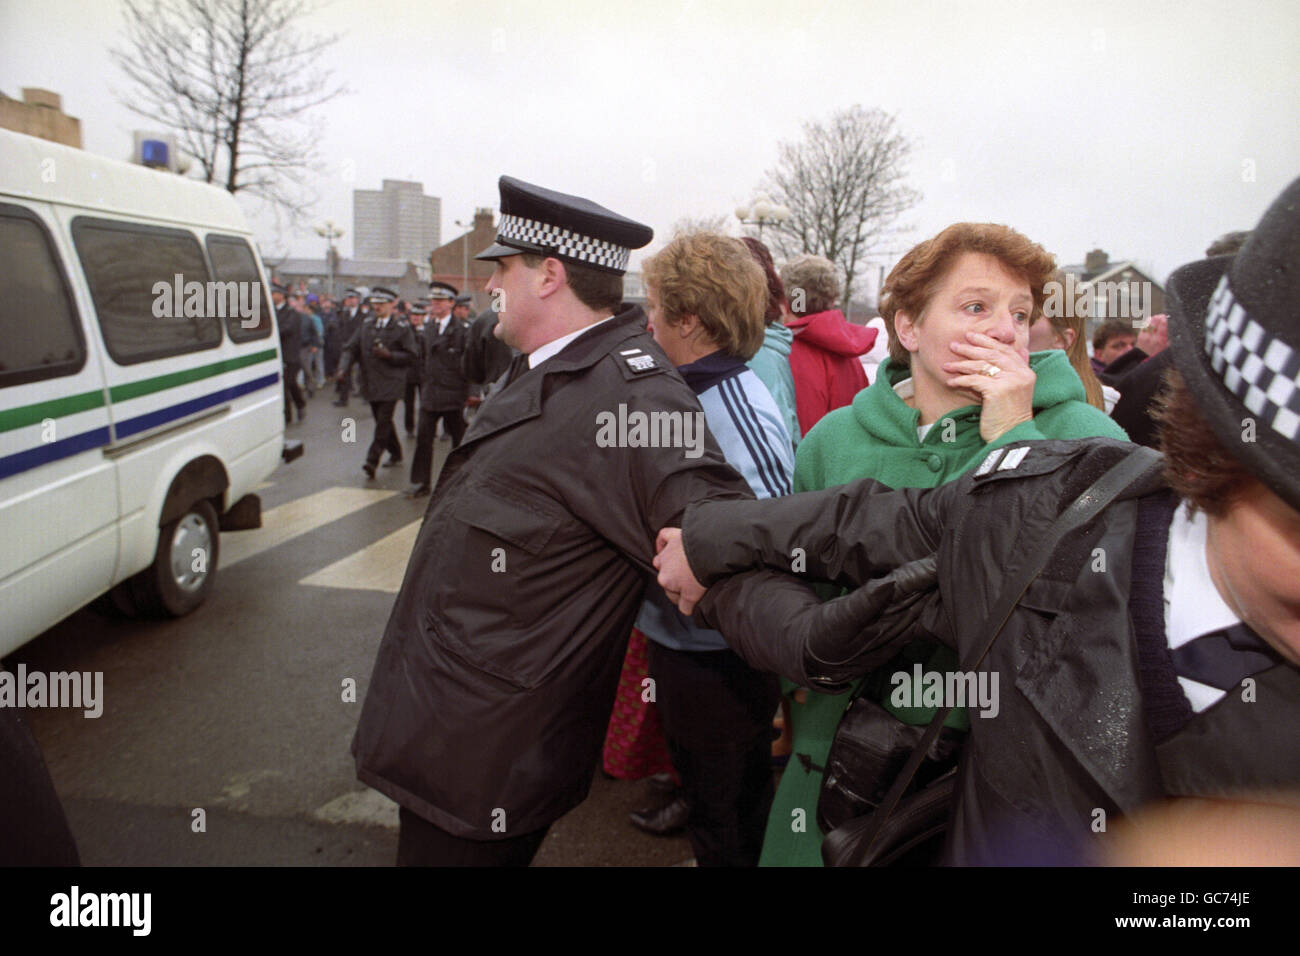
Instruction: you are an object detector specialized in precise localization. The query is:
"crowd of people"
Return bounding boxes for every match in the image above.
[19,170,1287,869]
[342,172,1299,867]
[272,275,511,495]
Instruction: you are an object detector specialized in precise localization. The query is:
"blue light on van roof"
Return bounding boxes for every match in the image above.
[141,139,170,168]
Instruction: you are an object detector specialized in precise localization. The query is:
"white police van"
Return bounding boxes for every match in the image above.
[0,128,300,657]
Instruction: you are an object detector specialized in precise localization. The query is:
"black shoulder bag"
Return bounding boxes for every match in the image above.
[820,445,1163,867]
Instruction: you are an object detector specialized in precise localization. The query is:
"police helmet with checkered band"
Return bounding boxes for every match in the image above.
[474,175,653,276]
[1166,174,1300,512]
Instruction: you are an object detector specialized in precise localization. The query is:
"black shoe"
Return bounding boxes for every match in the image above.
[645,772,678,800]
[382,457,403,468]
[297,406,306,422]
[362,462,376,479]
[331,400,346,407]
[629,794,689,837]
[405,484,430,498]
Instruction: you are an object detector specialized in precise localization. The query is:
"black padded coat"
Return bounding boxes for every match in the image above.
[352,309,753,838]
[680,438,1300,864]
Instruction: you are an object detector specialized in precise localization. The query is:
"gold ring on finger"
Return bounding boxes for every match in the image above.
[983,363,1002,378]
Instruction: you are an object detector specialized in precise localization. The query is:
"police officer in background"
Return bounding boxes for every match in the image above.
[332,288,368,407]
[406,288,470,496]
[274,280,307,424]
[403,298,429,437]
[336,286,417,479]
[352,175,753,866]
[461,302,515,407]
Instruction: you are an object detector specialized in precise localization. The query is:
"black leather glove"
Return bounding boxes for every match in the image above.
[803,554,938,684]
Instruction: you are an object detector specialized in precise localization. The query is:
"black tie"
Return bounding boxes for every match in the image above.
[1170,622,1283,690]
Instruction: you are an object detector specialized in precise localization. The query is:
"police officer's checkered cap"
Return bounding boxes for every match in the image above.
[479,176,653,275]
[1205,275,1300,442]
[1166,173,1300,514]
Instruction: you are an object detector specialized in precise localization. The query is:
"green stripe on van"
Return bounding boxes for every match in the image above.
[108,348,277,401]
[0,390,106,432]
[0,348,278,434]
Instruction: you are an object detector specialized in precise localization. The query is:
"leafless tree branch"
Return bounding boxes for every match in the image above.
[111,0,346,220]
[758,105,921,306]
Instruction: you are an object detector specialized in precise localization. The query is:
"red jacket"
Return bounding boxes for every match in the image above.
[786,309,877,436]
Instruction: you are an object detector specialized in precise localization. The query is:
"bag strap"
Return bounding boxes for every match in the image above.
[823,444,1163,866]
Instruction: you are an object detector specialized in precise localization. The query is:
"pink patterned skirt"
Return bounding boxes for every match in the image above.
[602,628,678,781]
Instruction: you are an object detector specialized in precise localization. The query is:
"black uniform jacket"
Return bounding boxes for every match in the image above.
[419,316,470,411]
[276,303,302,368]
[339,316,417,402]
[461,310,514,385]
[352,309,752,838]
[679,438,1300,864]
[337,306,366,347]
[406,323,425,387]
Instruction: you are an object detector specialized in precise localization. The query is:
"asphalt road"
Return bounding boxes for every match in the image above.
[13,385,696,867]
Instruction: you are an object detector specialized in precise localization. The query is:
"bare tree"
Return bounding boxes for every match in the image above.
[112,0,345,220]
[757,106,921,306]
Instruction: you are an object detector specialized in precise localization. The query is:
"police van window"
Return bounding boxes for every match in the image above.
[72,218,221,365]
[0,207,86,388]
[206,234,272,342]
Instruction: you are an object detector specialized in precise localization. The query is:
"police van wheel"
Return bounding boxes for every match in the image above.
[134,499,221,618]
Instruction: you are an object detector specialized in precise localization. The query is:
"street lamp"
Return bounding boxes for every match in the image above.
[735,193,790,241]
[314,220,344,298]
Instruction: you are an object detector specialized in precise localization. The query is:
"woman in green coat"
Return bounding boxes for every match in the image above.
[760,223,1129,866]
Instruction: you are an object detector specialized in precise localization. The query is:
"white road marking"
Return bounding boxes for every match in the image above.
[298,518,422,593]
[222,487,399,568]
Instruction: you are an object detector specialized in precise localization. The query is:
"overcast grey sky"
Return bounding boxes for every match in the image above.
[3,0,1297,295]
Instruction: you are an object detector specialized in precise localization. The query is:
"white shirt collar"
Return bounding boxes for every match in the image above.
[438,315,451,335]
[528,315,616,368]
[1165,501,1243,711]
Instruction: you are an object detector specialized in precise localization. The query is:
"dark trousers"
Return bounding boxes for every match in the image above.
[283,363,306,420]
[366,400,401,466]
[402,382,418,434]
[436,407,466,446]
[409,407,465,486]
[396,806,549,866]
[336,364,358,402]
[647,640,779,867]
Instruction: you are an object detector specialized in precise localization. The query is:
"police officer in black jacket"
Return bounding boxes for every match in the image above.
[337,286,418,478]
[407,287,470,496]
[462,308,515,389]
[403,298,429,437]
[352,176,753,865]
[274,281,306,424]
[332,288,368,406]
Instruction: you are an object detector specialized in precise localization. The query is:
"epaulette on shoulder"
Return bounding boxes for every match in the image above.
[613,345,667,381]
[969,441,1085,486]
